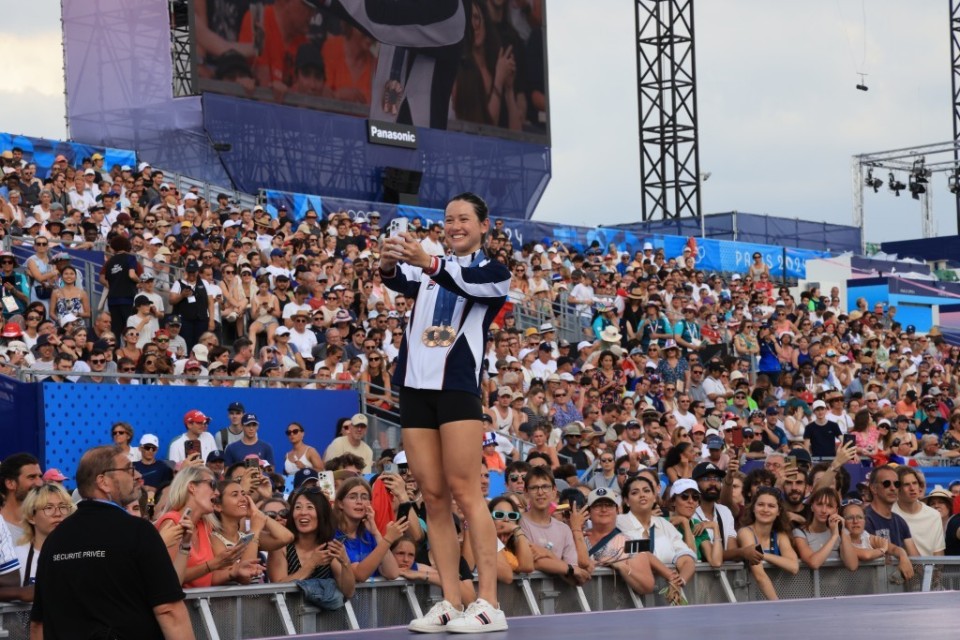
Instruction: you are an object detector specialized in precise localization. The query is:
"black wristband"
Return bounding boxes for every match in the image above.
[566,564,575,578]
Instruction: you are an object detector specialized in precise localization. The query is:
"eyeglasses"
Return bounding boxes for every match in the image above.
[508,473,527,482]
[554,393,567,398]
[35,242,48,247]
[285,429,303,436]
[600,457,615,463]
[676,492,700,502]
[491,510,521,522]
[527,484,553,493]
[141,444,157,451]
[191,479,218,491]
[878,479,901,489]
[126,331,139,337]
[156,337,170,343]
[343,492,371,502]
[112,430,129,436]
[41,504,72,516]
[617,469,640,477]
[103,466,135,477]
[368,357,382,362]
[120,366,136,372]
[265,509,290,519]
[90,358,106,364]
[26,315,40,321]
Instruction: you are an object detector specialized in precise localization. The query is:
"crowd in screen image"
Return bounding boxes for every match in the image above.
[193,0,547,134]
[2,147,960,637]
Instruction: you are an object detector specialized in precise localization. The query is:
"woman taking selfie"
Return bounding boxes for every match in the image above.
[380,193,510,633]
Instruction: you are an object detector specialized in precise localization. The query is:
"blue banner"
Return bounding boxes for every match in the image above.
[0,132,136,178]
[657,235,828,280]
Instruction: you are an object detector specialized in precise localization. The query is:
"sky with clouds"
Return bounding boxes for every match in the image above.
[3,0,957,244]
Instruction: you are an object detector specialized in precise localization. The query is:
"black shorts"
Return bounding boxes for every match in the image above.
[398,387,484,430]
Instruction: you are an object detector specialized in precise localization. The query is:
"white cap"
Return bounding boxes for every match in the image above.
[643,242,653,251]
[670,478,700,498]
[59,313,79,327]
[722,420,739,431]
[140,434,159,447]
[137,162,150,172]
[812,400,827,410]
[519,348,535,360]
[393,451,407,465]
[275,326,291,336]
[184,193,198,201]
[559,372,575,382]
[577,340,593,351]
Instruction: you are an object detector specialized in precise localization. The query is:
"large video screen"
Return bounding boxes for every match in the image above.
[191,0,549,142]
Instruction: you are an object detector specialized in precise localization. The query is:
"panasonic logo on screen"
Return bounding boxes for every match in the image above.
[367,120,418,149]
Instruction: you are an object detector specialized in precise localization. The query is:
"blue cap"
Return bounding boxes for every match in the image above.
[270,248,285,257]
[293,468,320,490]
[706,435,724,449]
[228,401,245,413]
[241,413,259,426]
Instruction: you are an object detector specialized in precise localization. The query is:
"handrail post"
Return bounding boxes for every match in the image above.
[194,597,221,640]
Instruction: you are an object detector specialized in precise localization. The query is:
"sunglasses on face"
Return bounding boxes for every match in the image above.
[265,509,290,519]
[285,429,302,436]
[141,444,157,451]
[112,430,129,437]
[676,491,700,502]
[491,510,521,522]
[508,473,527,482]
[878,480,901,489]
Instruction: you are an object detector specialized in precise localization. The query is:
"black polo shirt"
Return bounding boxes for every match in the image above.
[31,499,184,640]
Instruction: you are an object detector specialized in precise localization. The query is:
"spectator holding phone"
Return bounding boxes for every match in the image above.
[211,478,293,584]
[791,487,858,571]
[168,409,217,464]
[267,486,356,601]
[736,487,800,600]
[156,465,251,587]
[519,467,591,584]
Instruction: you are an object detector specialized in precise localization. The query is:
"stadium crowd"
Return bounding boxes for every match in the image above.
[1,150,960,616]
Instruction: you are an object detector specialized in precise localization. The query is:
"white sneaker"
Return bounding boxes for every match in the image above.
[408,599,462,634]
[445,598,508,634]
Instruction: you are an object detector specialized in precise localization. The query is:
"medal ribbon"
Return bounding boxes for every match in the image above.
[430,252,485,328]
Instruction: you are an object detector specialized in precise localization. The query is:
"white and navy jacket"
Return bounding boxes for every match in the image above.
[382,251,509,396]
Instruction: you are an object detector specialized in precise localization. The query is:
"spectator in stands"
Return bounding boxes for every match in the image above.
[15,483,76,586]
[667,478,723,567]
[791,487,858,571]
[210,478,291,583]
[803,400,842,457]
[168,409,218,464]
[863,465,919,557]
[282,422,324,475]
[169,259,214,349]
[24,237,57,310]
[267,484,356,603]
[134,434,173,495]
[110,421,139,462]
[223,413,275,467]
[156,464,255,587]
[0,252,29,320]
[0,453,43,544]
[737,487,800,600]
[333,477,403,581]
[519,467,591,584]
[617,474,696,604]
[99,234,142,339]
[843,500,915,578]
[487,495,534,578]
[892,467,945,556]
[324,414,373,472]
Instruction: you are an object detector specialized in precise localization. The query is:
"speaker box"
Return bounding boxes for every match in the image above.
[382,167,423,205]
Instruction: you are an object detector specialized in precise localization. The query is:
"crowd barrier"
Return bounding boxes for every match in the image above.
[0,559,955,639]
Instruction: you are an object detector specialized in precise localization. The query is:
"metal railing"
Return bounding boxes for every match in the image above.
[0,559,956,639]
[158,167,260,213]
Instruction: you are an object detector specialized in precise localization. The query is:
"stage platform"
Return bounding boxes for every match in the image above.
[265,591,960,640]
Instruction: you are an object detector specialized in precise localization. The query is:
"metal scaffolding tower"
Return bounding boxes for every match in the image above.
[635,0,702,223]
[169,0,194,98]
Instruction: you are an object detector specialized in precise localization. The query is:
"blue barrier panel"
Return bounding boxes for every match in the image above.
[42,384,360,481]
[0,375,43,461]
